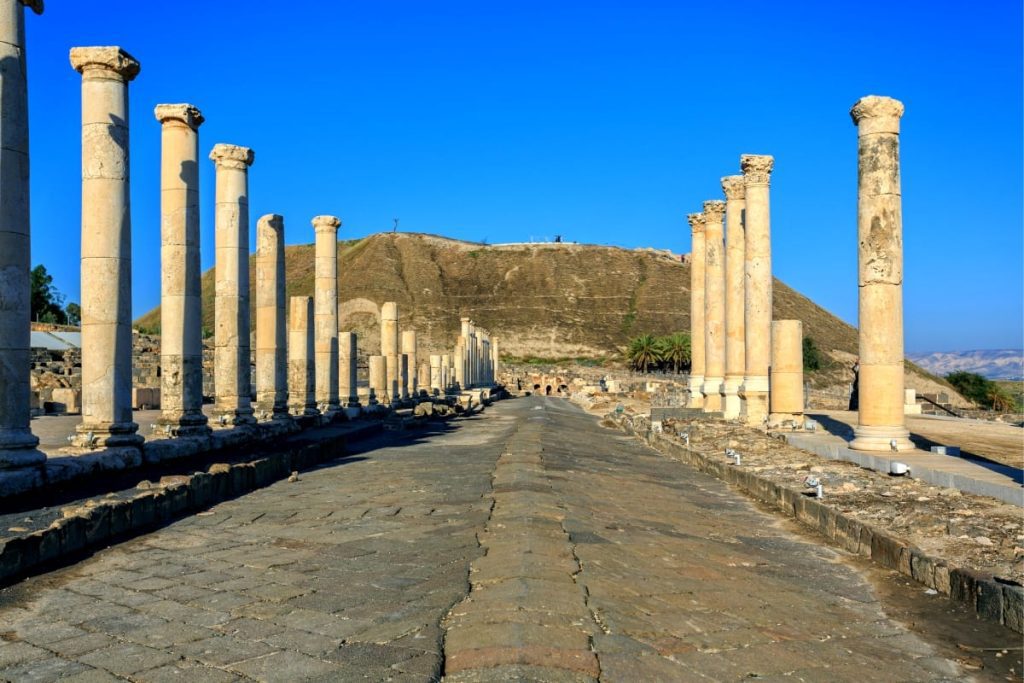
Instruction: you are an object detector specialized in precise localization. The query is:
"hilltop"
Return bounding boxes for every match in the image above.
[135,232,958,400]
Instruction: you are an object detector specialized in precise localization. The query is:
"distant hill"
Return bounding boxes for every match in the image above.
[908,350,1024,381]
[134,232,960,399]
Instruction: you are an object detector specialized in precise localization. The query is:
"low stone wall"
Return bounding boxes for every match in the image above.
[611,414,1023,634]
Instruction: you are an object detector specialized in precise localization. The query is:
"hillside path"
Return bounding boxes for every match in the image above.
[0,397,974,681]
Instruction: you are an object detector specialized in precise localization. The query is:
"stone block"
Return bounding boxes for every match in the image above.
[81,505,111,545]
[108,499,132,537]
[870,531,904,570]
[934,564,951,596]
[949,568,980,608]
[976,578,1004,624]
[834,515,860,553]
[34,528,60,565]
[48,387,81,414]
[130,492,156,529]
[133,387,161,409]
[253,458,276,487]
[857,524,873,558]
[1002,584,1023,633]
[190,472,213,509]
[910,550,936,588]
[55,515,86,555]
[166,484,190,516]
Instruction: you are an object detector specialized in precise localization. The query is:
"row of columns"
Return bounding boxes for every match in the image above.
[686,95,911,451]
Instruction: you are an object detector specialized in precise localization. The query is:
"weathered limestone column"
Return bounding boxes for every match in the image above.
[454,342,465,389]
[154,104,209,437]
[687,213,706,409]
[492,337,500,385]
[401,330,417,397]
[339,331,359,407]
[71,46,142,447]
[287,296,317,416]
[702,200,726,412]
[769,320,804,426]
[738,154,774,425]
[441,353,451,391]
[459,317,471,387]
[385,354,399,403]
[850,96,913,452]
[399,355,409,400]
[429,354,442,393]
[254,214,288,420]
[721,175,746,420]
[381,302,399,393]
[0,0,43,465]
[312,215,341,414]
[210,142,255,426]
[418,362,430,394]
[368,355,385,405]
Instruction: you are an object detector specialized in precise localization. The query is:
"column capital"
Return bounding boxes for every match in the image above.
[311,214,341,232]
[850,95,904,135]
[721,175,745,200]
[154,103,204,130]
[687,212,705,232]
[740,154,774,186]
[22,0,43,14]
[210,143,254,170]
[702,200,726,222]
[70,46,140,82]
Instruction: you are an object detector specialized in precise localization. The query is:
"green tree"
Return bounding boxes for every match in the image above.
[657,332,691,373]
[803,336,822,372]
[65,302,81,326]
[945,371,991,406]
[30,265,67,324]
[627,334,661,372]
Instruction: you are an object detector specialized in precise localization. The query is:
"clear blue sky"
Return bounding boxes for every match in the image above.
[26,1,1023,353]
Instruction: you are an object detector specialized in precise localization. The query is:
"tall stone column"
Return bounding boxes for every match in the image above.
[459,317,471,387]
[769,320,804,426]
[441,353,451,391]
[210,142,255,426]
[339,331,359,407]
[312,215,341,414]
[454,342,465,389]
[0,0,43,466]
[721,175,746,420]
[429,354,442,393]
[287,296,317,416]
[418,362,430,393]
[155,104,209,437]
[381,302,399,393]
[71,46,142,447]
[385,355,399,403]
[401,330,417,398]
[368,355,385,405]
[738,154,774,425]
[492,337,500,385]
[850,96,914,452]
[687,213,706,409]
[254,214,288,420]
[702,200,726,412]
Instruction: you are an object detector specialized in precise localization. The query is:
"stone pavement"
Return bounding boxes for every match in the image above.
[0,396,982,681]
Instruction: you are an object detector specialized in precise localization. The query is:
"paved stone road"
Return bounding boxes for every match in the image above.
[0,396,973,681]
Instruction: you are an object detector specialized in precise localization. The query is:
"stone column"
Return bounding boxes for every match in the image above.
[721,175,746,420]
[401,330,417,398]
[850,96,913,451]
[441,353,451,391]
[0,1,42,465]
[154,104,209,437]
[71,46,142,447]
[418,362,430,393]
[254,214,288,420]
[288,296,317,416]
[429,354,442,393]
[492,337,500,385]
[454,342,465,389]
[769,320,804,426]
[459,317,471,387]
[702,200,726,412]
[687,213,706,409]
[312,215,341,413]
[399,355,409,400]
[738,154,774,425]
[381,302,399,394]
[339,331,359,407]
[210,142,255,426]
[368,355,385,405]
[385,355,399,403]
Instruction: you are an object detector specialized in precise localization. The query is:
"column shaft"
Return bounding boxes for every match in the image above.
[687,213,706,408]
[401,330,417,398]
[255,214,288,420]
[850,96,913,451]
[722,176,746,420]
[739,154,774,425]
[71,46,142,447]
[339,331,359,407]
[381,302,399,395]
[287,296,317,416]
[702,200,726,412]
[0,0,42,463]
[313,215,341,412]
[368,355,385,405]
[769,320,804,425]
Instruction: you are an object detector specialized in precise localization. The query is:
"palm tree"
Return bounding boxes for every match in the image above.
[628,334,661,372]
[657,332,691,373]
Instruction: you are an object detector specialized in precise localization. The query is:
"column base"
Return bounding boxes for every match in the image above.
[688,375,705,409]
[289,404,320,418]
[850,424,915,452]
[702,377,724,412]
[739,379,769,426]
[254,402,292,422]
[73,422,144,448]
[0,428,41,453]
[0,447,45,469]
[212,407,256,428]
[722,377,742,420]
[769,412,804,429]
[155,412,211,439]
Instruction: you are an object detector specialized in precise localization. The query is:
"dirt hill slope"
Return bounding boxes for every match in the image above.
[134,232,954,398]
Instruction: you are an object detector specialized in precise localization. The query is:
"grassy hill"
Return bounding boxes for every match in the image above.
[134,231,953,396]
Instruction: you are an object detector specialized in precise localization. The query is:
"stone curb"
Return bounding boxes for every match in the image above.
[0,421,382,588]
[613,416,1023,634]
